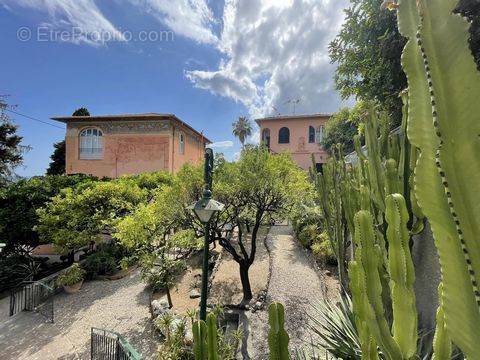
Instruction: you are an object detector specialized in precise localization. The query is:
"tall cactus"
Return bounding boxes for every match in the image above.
[397,0,480,356]
[268,302,290,360]
[193,319,208,360]
[192,306,290,360]
[192,313,219,360]
[349,193,417,360]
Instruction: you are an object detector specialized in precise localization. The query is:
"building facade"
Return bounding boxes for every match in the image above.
[255,114,331,170]
[52,113,210,178]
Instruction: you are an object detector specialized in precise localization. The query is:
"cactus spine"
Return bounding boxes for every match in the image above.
[397,0,480,356]
[268,302,290,360]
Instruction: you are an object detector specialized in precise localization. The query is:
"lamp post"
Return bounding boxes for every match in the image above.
[188,148,224,321]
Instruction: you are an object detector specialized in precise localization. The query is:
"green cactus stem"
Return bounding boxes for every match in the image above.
[268,302,290,360]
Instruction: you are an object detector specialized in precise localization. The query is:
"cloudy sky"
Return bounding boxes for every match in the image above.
[0,0,351,176]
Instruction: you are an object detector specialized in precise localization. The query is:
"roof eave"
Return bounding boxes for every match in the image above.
[51,114,211,143]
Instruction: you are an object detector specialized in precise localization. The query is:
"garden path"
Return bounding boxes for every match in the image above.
[246,224,326,359]
[0,270,158,359]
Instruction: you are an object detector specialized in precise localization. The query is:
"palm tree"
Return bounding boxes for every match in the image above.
[232,116,252,148]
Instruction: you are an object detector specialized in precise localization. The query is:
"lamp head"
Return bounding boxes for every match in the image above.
[188,196,225,224]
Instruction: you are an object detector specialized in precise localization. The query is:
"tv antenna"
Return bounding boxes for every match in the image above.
[284,98,300,114]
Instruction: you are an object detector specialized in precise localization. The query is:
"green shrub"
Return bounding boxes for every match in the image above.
[0,254,31,291]
[290,203,322,236]
[311,235,337,266]
[82,251,117,279]
[298,224,320,248]
[57,263,85,286]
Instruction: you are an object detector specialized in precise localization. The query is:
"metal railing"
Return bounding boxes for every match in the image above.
[91,328,142,360]
[9,281,54,323]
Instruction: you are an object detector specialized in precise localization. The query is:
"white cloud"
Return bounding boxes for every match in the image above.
[127,0,218,45]
[2,0,124,46]
[186,0,350,141]
[207,140,233,148]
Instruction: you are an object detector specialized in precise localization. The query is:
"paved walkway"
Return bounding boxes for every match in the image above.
[246,224,325,359]
[0,271,158,359]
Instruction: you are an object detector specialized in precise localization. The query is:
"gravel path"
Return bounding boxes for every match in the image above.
[0,270,158,359]
[246,224,325,359]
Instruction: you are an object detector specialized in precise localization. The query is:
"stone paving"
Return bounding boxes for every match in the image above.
[0,270,158,359]
[246,224,326,359]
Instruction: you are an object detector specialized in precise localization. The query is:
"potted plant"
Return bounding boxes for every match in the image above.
[58,263,86,294]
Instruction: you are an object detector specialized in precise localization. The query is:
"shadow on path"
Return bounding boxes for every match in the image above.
[0,271,158,359]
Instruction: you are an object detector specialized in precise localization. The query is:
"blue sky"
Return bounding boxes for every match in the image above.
[0,0,351,177]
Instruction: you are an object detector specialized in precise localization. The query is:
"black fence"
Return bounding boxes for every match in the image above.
[91,328,142,360]
[9,281,54,323]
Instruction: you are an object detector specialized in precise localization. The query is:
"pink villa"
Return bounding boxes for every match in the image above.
[52,113,210,178]
[255,114,331,170]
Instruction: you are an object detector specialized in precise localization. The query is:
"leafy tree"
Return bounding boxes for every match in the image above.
[130,149,310,302]
[46,107,90,175]
[36,180,147,256]
[0,174,95,254]
[72,107,90,116]
[46,140,66,175]
[330,0,406,126]
[455,0,480,69]
[210,148,311,301]
[330,0,480,127]
[115,181,201,307]
[322,101,369,154]
[0,97,28,186]
[232,117,252,148]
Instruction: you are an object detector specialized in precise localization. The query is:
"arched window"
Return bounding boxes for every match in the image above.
[278,127,290,144]
[308,126,315,143]
[79,128,103,159]
[179,132,185,154]
[262,128,271,148]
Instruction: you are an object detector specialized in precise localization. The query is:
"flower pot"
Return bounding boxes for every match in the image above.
[63,280,83,294]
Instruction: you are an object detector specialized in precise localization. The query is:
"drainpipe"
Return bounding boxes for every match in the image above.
[171,122,175,173]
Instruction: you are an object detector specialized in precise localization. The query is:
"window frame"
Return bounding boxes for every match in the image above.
[262,128,271,148]
[79,127,103,160]
[315,125,324,144]
[278,127,290,144]
[308,126,315,143]
[179,132,185,155]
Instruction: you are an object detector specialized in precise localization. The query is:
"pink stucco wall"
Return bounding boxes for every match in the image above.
[257,115,330,170]
[65,119,206,178]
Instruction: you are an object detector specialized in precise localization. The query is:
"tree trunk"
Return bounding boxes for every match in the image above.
[166,287,173,308]
[239,263,253,302]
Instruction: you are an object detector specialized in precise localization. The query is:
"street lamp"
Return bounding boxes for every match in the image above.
[188,148,224,321]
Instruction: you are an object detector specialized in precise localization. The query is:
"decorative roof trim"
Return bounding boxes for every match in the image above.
[51,113,211,143]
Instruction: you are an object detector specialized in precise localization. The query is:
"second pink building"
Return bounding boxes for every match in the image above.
[256,114,331,170]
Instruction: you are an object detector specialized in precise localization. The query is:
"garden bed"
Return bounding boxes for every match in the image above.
[209,226,270,307]
[151,249,221,315]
